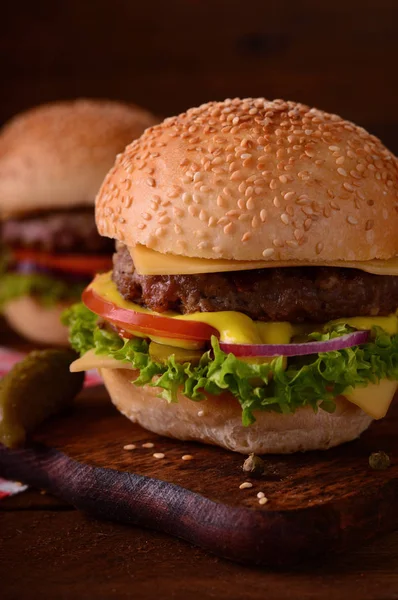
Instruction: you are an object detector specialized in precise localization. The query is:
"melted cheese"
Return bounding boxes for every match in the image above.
[344,379,398,419]
[90,272,398,346]
[76,276,398,418]
[331,315,398,336]
[90,272,293,345]
[130,245,398,276]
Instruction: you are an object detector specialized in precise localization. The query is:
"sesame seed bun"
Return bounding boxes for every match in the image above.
[3,297,71,346]
[0,99,159,218]
[101,368,374,454]
[96,98,398,263]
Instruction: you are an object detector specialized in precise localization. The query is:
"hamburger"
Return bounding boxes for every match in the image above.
[0,99,158,345]
[65,98,398,454]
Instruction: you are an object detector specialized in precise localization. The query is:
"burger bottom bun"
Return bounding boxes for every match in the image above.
[4,296,71,346]
[101,368,374,454]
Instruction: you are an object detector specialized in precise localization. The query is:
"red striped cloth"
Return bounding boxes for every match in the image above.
[0,346,103,498]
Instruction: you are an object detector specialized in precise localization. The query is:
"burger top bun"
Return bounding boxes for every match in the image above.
[96,98,398,263]
[0,99,158,217]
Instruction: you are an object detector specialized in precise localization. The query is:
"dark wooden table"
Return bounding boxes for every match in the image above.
[1,321,398,600]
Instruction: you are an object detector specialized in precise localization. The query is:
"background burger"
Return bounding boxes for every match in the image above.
[0,99,158,345]
[66,98,398,454]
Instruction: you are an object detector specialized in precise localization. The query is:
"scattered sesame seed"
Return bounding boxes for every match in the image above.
[262,248,275,258]
[302,206,313,216]
[239,482,253,490]
[257,492,265,498]
[188,205,199,217]
[251,216,260,228]
[123,444,136,451]
[142,442,155,449]
[337,168,347,177]
[197,410,205,417]
[258,497,268,505]
[284,191,296,201]
[155,227,166,238]
[273,196,281,208]
[246,197,255,210]
[280,213,289,225]
[347,215,358,225]
[296,196,311,205]
[182,455,194,461]
[153,453,165,459]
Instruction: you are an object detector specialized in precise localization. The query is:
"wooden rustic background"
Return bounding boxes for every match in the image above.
[2,0,398,151]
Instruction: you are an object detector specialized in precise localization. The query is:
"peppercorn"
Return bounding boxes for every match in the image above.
[242,453,265,477]
[369,451,391,470]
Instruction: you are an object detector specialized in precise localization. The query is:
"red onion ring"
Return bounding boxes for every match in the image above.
[219,330,370,357]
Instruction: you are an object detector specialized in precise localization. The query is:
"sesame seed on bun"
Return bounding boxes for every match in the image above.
[0,99,159,218]
[96,98,398,263]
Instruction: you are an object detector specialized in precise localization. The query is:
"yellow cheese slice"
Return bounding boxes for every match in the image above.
[70,349,135,373]
[130,245,398,276]
[344,379,398,419]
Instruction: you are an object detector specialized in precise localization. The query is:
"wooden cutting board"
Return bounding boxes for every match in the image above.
[1,386,397,567]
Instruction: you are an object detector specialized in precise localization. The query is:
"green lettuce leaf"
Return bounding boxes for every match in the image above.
[63,303,398,425]
[0,272,85,310]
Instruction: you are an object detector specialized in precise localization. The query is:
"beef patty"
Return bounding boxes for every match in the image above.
[113,244,398,323]
[2,208,114,254]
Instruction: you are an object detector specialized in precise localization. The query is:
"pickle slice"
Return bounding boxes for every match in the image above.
[0,349,84,448]
[149,342,203,365]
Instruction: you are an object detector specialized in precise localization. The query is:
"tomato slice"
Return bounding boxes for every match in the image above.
[82,286,218,342]
[12,249,112,276]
